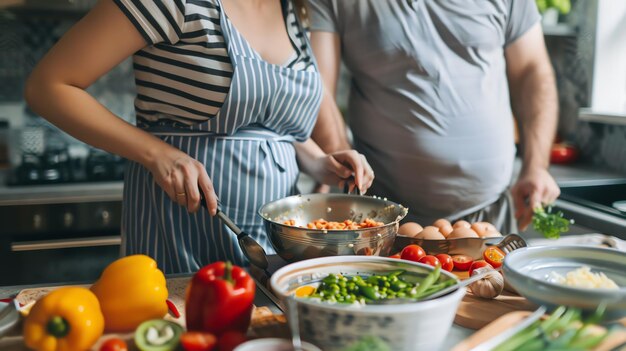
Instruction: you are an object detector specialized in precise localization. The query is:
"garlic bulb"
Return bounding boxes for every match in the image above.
[469,268,504,299]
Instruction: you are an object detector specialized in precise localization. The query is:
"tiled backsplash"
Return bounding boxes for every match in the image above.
[0,11,136,123]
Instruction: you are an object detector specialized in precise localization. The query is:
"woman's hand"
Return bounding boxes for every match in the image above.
[145,147,218,215]
[295,139,375,194]
[308,150,375,195]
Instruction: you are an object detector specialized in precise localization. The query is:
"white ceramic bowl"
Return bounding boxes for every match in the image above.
[270,256,465,351]
[503,246,626,319]
[234,338,321,351]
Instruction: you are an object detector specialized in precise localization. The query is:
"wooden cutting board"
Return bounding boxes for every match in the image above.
[452,310,626,351]
[454,288,538,330]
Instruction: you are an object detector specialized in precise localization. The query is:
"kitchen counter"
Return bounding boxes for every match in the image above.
[548,162,626,187]
[0,272,475,351]
[0,180,123,206]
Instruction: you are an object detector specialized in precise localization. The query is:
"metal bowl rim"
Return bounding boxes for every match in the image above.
[504,245,626,295]
[257,194,408,233]
[396,234,504,243]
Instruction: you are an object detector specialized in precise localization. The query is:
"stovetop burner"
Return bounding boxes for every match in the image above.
[6,132,126,186]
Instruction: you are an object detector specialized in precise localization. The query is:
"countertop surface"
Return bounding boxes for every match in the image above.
[0,274,475,351]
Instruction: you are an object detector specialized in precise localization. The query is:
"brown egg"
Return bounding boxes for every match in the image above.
[398,222,424,237]
[471,222,497,237]
[480,230,503,238]
[453,220,472,229]
[416,226,446,240]
[432,218,453,237]
[447,227,479,239]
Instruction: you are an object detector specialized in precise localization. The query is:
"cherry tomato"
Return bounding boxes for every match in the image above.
[483,246,506,269]
[435,254,454,272]
[388,253,401,259]
[452,255,474,271]
[469,260,493,276]
[181,332,218,351]
[218,330,248,351]
[418,255,441,268]
[550,143,579,164]
[400,244,426,262]
[100,338,128,351]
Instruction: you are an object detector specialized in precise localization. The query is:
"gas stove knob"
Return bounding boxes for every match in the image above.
[63,212,74,227]
[33,214,42,229]
[99,210,111,226]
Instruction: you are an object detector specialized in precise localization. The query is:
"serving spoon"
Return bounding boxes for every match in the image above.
[199,192,269,269]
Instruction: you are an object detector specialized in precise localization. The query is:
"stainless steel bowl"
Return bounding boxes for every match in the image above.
[503,246,626,319]
[258,194,408,262]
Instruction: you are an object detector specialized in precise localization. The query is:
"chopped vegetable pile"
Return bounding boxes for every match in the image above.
[283,218,384,230]
[532,205,573,239]
[302,266,455,304]
[494,305,611,351]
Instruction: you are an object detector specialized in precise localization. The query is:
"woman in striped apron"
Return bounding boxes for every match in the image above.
[26,0,374,273]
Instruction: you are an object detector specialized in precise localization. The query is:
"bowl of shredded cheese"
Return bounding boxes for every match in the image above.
[503,246,626,319]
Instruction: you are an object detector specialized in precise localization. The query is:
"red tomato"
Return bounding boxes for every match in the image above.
[100,338,128,351]
[483,246,506,269]
[388,253,401,259]
[550,143,579,164]
[469,260,493,276]
[435,254,454,272]
[181,332,218,351]
[452,255,474,271]
[218,331,248,351]
[400,244,426,262]
[418,255,441,268]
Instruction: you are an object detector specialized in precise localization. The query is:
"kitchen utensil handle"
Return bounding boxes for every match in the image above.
[216,209,243,235]
[11,235,121,251]
[343,175,361,195]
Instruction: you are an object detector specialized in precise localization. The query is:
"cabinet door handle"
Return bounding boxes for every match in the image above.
[11,236,121,252]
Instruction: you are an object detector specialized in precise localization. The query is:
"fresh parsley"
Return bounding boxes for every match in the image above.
[532,205,573,239]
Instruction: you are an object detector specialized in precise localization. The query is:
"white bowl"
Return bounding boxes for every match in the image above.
[270,256,465,351]
[234,338,321,351]
[503,246,626,319]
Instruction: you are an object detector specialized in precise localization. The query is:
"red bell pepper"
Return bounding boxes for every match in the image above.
[185,261,255,336]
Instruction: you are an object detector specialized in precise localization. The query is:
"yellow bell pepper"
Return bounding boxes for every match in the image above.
[91,254,168,332]
[23,287,104,351]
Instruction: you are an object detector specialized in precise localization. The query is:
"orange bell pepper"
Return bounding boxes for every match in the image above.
[91,254,168,332]
[23,287,104,351]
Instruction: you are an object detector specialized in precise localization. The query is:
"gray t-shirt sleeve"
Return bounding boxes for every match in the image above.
[308,0,339,33]
[505,0,541,46]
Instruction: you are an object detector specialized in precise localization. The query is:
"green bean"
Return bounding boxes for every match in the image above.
[359,285,380,300]
[414,266,440,297]
[391,281,407,291]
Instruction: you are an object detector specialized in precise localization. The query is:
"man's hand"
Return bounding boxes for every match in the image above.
[511,167,560,231]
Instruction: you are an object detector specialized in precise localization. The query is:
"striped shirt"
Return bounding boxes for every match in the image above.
[114,0,313,128]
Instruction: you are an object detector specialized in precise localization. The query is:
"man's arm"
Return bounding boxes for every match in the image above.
[506,22,561,231]
[310,31,351,153]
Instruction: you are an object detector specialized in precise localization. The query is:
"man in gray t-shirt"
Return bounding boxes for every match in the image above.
[309,0,560,233]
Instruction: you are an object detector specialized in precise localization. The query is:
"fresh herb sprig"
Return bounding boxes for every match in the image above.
[532,204,573,239]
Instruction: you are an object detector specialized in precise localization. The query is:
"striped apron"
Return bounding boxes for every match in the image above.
[121,1,323,274]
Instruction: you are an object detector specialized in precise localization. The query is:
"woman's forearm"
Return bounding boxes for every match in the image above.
[25,77,172,169]
[293,138,326,176]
